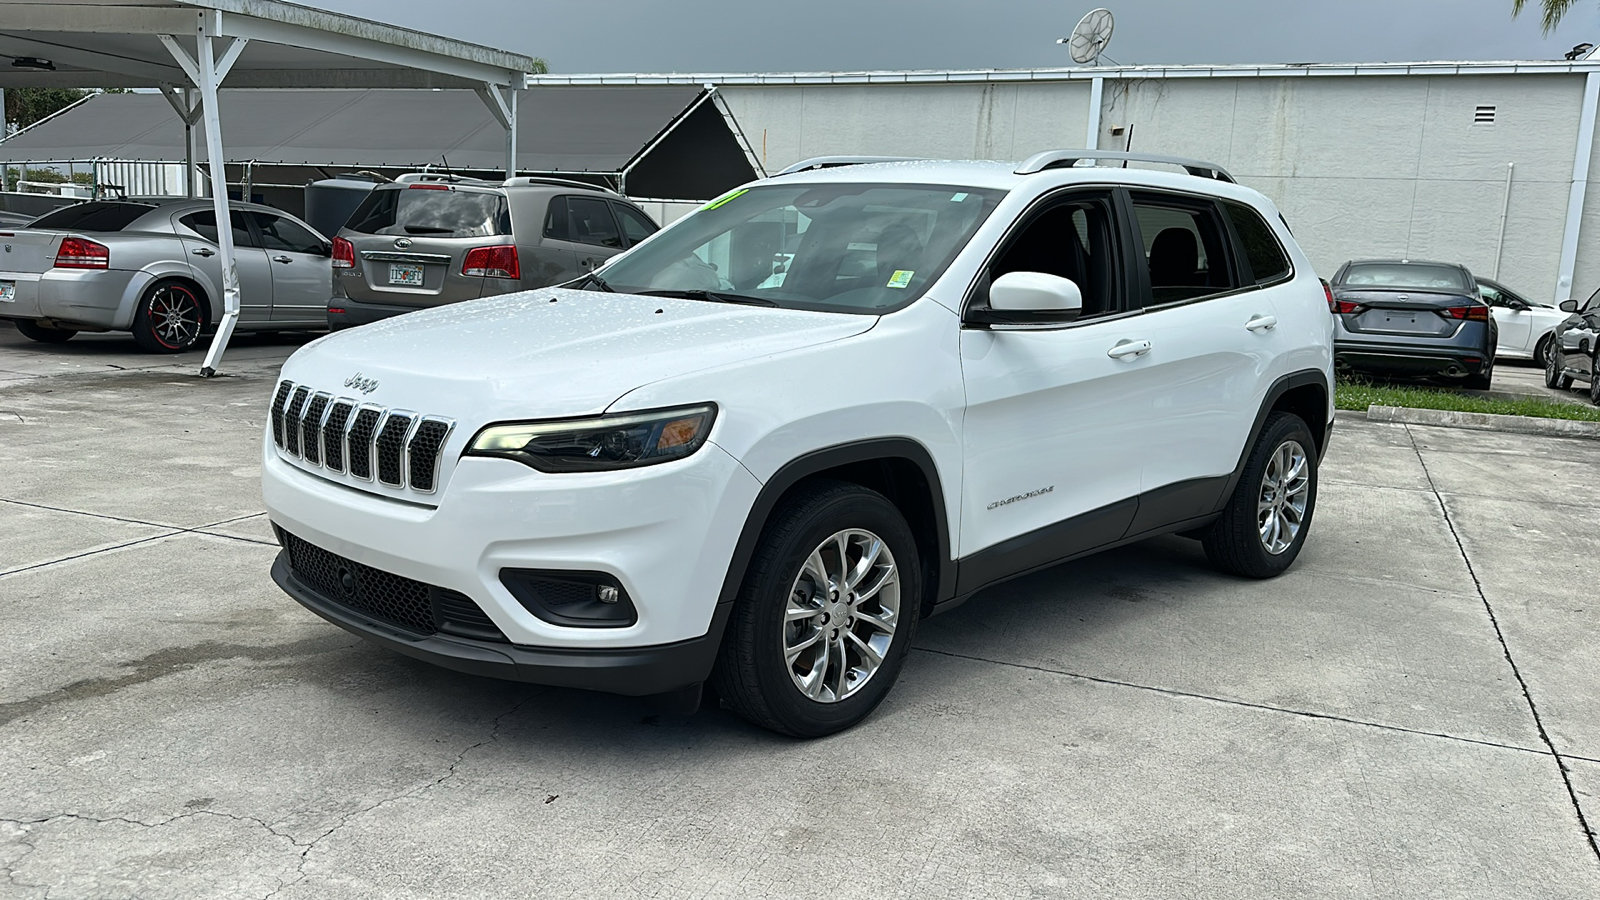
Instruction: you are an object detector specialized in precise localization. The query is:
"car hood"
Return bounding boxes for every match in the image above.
[278,287,877,420]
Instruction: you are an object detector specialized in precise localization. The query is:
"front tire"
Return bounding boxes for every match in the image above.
[712,480,921,737]
[1548,345,1575,390]
[1534,334,1553,368]
[131,281,206,353]
[14,320,77,344]
[1202,412,1318,578]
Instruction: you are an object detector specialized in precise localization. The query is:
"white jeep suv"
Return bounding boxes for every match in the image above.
[262,151,1334,737]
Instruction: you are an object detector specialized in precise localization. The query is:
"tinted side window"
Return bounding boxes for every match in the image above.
[543,196,569,241]
[251,212,326,254]
[986,192,1121,318]
[1129,194,1240,306]
[566,196,622,249]
[31,201,156,232]
[613,203,658,247]
[179,210,258,248]
[1223,201,1291,285]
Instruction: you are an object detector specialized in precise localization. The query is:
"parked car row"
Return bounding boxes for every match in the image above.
[0,174,660,352]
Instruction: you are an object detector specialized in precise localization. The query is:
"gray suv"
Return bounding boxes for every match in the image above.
[328,174,659,329]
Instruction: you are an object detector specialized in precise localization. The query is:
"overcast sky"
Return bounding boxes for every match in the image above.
[306,0,1600,73]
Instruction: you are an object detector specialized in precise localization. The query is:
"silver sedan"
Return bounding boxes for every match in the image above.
[0,198,331,352]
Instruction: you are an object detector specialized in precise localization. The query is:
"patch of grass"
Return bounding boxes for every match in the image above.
[1335,378,1600,422]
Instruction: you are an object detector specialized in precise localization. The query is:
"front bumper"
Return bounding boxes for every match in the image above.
[272,554,730,694]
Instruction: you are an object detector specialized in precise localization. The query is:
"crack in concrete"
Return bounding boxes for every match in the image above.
[260,692,543,900]
[0,808,305,898]
[0,502,280,576]
[1403,423,1600,865]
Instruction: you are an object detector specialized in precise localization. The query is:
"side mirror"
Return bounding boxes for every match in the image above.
[1561,299,1579,313]
[970,272,1083,326]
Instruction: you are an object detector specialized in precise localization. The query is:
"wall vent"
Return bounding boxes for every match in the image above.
[1474,105,1497,124]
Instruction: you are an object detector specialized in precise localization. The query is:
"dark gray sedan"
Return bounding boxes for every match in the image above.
[1,198,330,353]
[1330,259,1497,389]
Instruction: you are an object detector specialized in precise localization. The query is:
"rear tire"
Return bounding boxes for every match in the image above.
[711,479,921,738]
[1589,357,1600,406]
[131,280,206,353]
[1201,412,1318,579]
[14,320,77,344]
[1534,334,1553,368]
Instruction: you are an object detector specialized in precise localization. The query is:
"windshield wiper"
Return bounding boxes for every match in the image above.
[639,289,778,307]
[576,271,615,292]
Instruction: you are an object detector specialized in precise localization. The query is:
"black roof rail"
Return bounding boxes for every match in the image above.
[774,156,928,176]
[1015,149,1236,183]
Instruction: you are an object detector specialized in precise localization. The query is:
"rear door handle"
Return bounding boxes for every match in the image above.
[1246,314,1278,332]
[192,247,215,257]
[272,255,293,264]
[1108,339,1153,359]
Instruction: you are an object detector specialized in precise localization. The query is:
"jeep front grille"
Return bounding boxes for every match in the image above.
[270,379,454,495]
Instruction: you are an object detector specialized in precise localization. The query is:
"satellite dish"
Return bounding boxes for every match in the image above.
[1058,8,1115,65]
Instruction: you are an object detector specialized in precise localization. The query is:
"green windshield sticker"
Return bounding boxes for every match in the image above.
[701,188,749,211]
[951,192,969,202]
[886,270,915,289]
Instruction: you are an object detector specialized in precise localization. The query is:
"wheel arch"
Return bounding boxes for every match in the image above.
[119,265,214,330]
[1220,370,1331,504]
[717,438,956,621]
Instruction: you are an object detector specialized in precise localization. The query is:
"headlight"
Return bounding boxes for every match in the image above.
[465,404,717,473]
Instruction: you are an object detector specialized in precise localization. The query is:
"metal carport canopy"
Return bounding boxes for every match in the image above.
[0,0,538,376]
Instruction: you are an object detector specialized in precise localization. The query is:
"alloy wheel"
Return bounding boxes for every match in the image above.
[782,528,900,703]
[1257,439,1310,555]
[149,285,202,349]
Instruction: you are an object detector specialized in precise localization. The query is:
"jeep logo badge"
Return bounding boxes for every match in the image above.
[344,373,379,394]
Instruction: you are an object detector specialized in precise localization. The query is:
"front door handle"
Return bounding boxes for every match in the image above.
[1107,339,1153,359]
[1246,314,1278,332]
[272,255,292,264]
[192,247,215,257]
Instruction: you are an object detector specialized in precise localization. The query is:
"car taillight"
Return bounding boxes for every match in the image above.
[55,237,109,269]
[1331,300,1363,314]
[331,237,355,269]
[1322,280,1335,311]
[462,244,520,279]
[1441,305,1490,321]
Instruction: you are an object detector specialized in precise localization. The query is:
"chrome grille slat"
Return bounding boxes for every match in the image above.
[407,418,454,493]
[300,393,331,466]
[283,387,310,457]
[376,412,416,486]
[270,383,455,494]
[270,381,294,448]
[322,400,355,473]
[346,405,383,481]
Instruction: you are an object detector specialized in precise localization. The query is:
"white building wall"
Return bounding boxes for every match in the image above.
[722,82,1093,174]
[714,71,1595,305]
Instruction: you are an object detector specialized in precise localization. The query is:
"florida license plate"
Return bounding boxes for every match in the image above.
[0,281,14,302]
[388,264,424,286]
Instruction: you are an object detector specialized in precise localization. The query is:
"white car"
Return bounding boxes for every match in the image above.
[261,151,1335,737]
[1478,276,1569,366]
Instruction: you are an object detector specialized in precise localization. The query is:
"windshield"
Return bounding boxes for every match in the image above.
[345,186,509,238]
[29,201,156,232]
[1341,262,1472,292]
[586,183,1005,314]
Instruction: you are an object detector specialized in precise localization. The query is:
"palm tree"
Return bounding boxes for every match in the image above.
[1513,0,1579,32]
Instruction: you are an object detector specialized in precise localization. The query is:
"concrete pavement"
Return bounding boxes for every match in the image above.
[1,322,1598,898]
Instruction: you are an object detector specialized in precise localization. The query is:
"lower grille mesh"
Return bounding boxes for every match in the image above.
[278,528,507,642]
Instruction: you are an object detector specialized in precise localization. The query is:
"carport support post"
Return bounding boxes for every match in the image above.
[1556,72,1600,305]
[161,29,249,376]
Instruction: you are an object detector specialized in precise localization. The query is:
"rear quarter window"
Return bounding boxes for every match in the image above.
[345,187,508,238]
[1223,201,1291,285]
[30,201,157,232]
